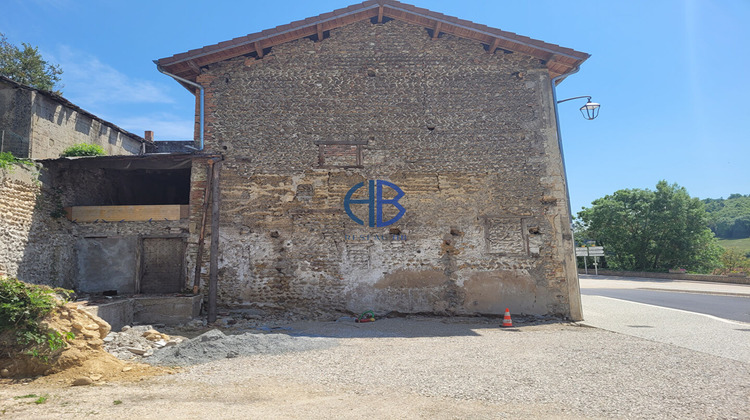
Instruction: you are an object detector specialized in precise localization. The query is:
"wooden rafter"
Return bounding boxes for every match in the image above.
[254,41,264,58]
[316,23,324,41]
[431,21,442,40]
[377,5,384,23]
[488,38,500,54]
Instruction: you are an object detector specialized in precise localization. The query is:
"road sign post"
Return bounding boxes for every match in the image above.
[575,247,589,274]
[576,246,604,275]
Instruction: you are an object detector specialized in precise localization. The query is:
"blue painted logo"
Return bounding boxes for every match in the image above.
[344,180,405,227]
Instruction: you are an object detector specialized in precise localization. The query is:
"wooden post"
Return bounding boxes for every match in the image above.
[207,160,222,324]
[193,160,214,293]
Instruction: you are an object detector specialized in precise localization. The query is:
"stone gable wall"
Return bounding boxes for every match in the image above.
[0,81,143,159]
[29,93,143,159]
[192,19,580,318]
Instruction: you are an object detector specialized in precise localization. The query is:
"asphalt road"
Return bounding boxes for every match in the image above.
[579,274,750,363]
[582,287,750,323]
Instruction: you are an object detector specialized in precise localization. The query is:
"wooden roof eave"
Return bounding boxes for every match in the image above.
[156,1,589,89]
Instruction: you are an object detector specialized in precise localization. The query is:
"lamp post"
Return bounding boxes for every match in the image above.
[557,95,600,120]
[549,79,600,321]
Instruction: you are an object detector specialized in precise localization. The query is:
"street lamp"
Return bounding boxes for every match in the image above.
[557,95,600,120]
[549,82,599,321]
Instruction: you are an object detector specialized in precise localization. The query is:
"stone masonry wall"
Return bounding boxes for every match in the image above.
[192,19,580,317]
[0,163,41,278]
[0,86,32,157]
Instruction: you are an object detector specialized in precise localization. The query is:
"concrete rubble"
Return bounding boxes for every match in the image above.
[103,325,187,361]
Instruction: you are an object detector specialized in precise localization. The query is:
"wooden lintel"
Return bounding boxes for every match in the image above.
[254,41,264,58]
[316,23,324,41]
[488,38,501,54]
[431,21,442,40]
[64,205,189,223]
[377,6,384,23]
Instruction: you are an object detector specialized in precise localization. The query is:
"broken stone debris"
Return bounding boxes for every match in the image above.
[103,325,185,361]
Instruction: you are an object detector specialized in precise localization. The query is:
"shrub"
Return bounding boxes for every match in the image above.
[0,277,75,361]
[60,143,106,157]
[0,151,33,170]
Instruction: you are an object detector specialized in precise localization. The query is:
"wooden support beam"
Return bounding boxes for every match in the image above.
[431,21,442,40]
[254,41,264,58]
[316,23,324,41]
[488,38,500,54]
[207,160,222,324]
[377,6,383,23]
[192,160,214,293]
[64,205,188,222]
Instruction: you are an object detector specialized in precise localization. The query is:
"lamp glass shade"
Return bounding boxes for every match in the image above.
[580,102,600,120]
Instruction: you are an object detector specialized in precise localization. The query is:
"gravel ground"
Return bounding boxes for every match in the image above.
[1,317,748,419]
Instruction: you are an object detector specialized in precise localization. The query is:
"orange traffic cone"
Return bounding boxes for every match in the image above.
[501,308,513,327]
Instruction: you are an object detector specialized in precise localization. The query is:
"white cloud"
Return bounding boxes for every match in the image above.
[50,45,174,106]
[114,113,194,141]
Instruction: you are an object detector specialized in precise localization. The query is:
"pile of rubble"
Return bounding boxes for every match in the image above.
[103,325,187,361]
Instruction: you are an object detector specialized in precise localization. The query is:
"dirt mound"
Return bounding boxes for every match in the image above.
[0,303,166,384]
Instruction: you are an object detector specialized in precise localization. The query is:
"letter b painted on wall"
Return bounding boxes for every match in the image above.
[344,180,405,227]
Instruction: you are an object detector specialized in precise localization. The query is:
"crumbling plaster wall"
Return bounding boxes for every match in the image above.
[192,19,580,318]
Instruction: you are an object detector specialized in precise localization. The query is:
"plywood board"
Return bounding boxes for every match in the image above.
[65,205,189,222]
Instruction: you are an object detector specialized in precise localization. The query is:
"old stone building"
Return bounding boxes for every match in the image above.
[155,1,591,320]
[1,0,591,323]
[0,75,146,159]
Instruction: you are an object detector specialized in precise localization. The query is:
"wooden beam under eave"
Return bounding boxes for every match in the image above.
[187,60,201,74]
[377,6,384,23]
[316,23,324,41]
[488,38,500,54]
[431,21,442,40]
[254,41,264,58]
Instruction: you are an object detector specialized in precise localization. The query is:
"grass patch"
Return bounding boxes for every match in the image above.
[718,238,750,256]
[14,394,38,399]
[113,400,122,405]
[34,395,48,404]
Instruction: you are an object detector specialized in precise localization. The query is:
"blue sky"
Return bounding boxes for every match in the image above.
[2,0,748,213]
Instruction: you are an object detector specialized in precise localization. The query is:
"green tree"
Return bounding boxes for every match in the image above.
[577,181,721,272]
[0,33,62,94]
[703,194,750,239]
